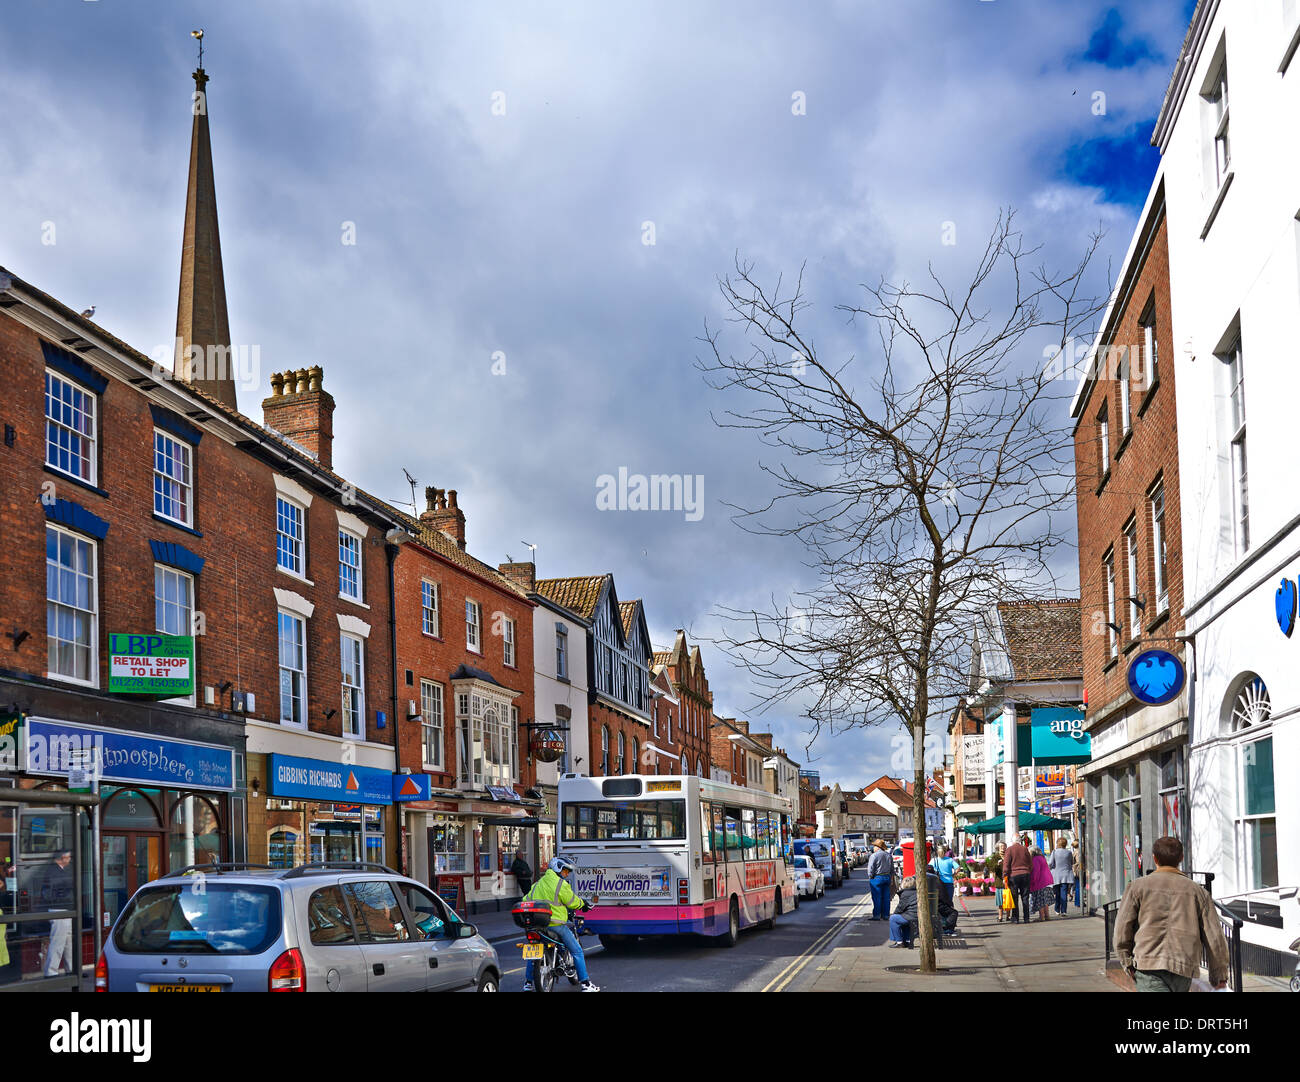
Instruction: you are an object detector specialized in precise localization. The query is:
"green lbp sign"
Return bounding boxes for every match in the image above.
[108,633,194,696]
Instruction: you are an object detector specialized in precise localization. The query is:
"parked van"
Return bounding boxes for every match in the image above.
[793,838,841,889]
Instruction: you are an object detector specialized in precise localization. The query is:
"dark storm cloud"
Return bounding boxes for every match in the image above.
[0,0,1194,787]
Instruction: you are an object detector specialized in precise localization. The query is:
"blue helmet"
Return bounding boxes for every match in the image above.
[549,855,576,875]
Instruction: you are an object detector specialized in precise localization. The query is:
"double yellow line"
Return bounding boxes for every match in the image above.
[760,889,875,992]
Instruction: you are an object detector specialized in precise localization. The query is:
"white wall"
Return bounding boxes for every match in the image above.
[531,605,590,781]
[1163,0,1300,937]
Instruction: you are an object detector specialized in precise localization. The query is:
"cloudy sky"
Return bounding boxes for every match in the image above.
[1,0,1197,787]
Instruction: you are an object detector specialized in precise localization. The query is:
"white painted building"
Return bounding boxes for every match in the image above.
[1155,0,1300,967]
[519,568,591,869]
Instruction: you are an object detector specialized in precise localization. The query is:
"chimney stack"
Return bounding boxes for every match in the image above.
[421,486,466,549]
[261,366,335,469]
[498,561,536,593]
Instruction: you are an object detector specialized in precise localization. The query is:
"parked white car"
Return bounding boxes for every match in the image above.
[793,855,825,899]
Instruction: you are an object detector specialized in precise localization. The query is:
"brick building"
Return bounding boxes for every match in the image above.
[1070,177,1186,906]
[647,663,682,774]
[653,630,713,778]
[709,716,766,788]
[0,59,422,963]
[797,778,818,837]
[386,488,539,909]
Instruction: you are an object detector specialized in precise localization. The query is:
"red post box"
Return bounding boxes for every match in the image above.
[901,839,933,877]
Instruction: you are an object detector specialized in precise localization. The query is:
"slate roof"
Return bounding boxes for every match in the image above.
[996,599,1082,682]
[534,576,609,621]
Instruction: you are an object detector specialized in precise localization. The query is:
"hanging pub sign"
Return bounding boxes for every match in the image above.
[1125,648,1185,707]
[531,729,566,763]
[108,633,194,697]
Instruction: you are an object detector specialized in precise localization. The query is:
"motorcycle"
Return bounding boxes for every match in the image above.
[512,899,598,992]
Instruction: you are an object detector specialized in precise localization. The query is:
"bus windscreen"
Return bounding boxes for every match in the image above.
[562,799,686,841]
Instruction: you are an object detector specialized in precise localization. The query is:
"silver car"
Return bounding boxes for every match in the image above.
[97,862,500,992]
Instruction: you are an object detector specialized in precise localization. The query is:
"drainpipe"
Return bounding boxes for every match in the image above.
[385,529,410,874]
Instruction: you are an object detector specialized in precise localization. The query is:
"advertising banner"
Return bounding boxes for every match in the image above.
[108,633,194,696]
[963,735,985,778]
[571,864,672,900]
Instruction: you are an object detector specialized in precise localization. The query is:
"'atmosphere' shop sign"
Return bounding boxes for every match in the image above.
[268,753,393,805]
[108,634,194,696]
[23,718,235,790]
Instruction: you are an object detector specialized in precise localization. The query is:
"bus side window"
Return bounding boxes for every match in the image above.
[741,809,756,861]
[701,802,714,863]
[712,805,727,862]
[724,806,742,862]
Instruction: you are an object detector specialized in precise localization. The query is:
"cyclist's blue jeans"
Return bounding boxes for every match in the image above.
[526,924,589,983]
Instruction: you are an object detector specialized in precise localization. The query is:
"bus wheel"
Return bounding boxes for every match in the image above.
[765,891,782,929]
[715,898,740,948]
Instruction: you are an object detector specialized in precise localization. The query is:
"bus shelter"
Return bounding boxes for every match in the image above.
[1,787,99,991]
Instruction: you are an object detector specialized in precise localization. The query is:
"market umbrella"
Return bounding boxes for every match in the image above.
[958,811,1071,835]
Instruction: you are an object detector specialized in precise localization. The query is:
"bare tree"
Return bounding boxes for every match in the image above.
[699,210,1106,971]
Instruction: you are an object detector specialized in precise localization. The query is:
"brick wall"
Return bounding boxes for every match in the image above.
[0,309,395,749]
[392,543,535,792]
[587,701,650,776]
[1073,213,1185,721]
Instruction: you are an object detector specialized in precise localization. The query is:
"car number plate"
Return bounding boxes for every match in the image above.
[521,944,545,959]
[150,984,221,992]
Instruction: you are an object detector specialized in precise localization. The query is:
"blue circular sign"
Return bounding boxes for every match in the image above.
[1126,649,1185,706]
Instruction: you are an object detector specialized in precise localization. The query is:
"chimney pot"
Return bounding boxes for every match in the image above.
[262,365,336,469]
[419,484,467,549]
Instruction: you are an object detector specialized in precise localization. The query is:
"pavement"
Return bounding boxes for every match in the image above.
[800,893,1120,992]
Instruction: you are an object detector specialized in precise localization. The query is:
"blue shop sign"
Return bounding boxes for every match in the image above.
[1126,649,1185,707]
[268,753,393,805]
[23,718,235,791]
[392,773,431,802]
[1029,707,1091,766]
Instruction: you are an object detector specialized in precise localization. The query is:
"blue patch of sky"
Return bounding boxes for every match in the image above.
[1060,122,1160,209]
[1072,8,1158,69]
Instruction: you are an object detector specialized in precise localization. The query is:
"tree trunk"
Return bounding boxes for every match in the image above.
[913,722,936,972]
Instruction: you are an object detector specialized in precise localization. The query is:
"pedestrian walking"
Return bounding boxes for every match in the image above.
[992,850,1007,923]
[1049,838,1075,916]
[41,850,73,978]
[1002,834,1033,925]
[510,849,533,896]
[933,848,958,910]
[1114,836,1228,992]
[1028,846,1053,921]
[866,839,892,920]
[889,875,918,948]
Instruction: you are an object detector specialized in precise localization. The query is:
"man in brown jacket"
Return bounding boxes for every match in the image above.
[1114,836,1229,992]
[1002,834,1033,925]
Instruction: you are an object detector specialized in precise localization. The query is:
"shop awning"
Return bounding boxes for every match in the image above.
[958,811,1072,835]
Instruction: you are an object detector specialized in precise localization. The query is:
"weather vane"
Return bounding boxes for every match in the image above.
[191,29,204,69]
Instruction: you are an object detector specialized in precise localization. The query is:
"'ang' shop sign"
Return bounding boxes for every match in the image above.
[108,634,194,697]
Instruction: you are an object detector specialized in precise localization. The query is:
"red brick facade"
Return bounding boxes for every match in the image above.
[391,518,535,793]
[1072,196,1184,717]
[656,632,712,778]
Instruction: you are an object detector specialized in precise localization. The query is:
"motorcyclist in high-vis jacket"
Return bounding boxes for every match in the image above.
[522,855,600,992]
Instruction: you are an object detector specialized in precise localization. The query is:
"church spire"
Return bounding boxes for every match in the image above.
[175,31,238,410]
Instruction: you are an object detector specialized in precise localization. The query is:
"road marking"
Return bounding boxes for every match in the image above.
[761,889,874,992]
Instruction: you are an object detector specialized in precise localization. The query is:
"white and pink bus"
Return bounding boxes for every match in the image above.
[557,773,796,947]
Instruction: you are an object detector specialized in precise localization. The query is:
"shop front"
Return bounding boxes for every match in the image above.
[17,716,238,933]
[402,788,543,913]
[250,752,400,870]
[1078,650,1187,910]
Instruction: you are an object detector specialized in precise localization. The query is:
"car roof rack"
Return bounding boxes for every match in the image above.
[163,862,276,878]
[279,861,402,879]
